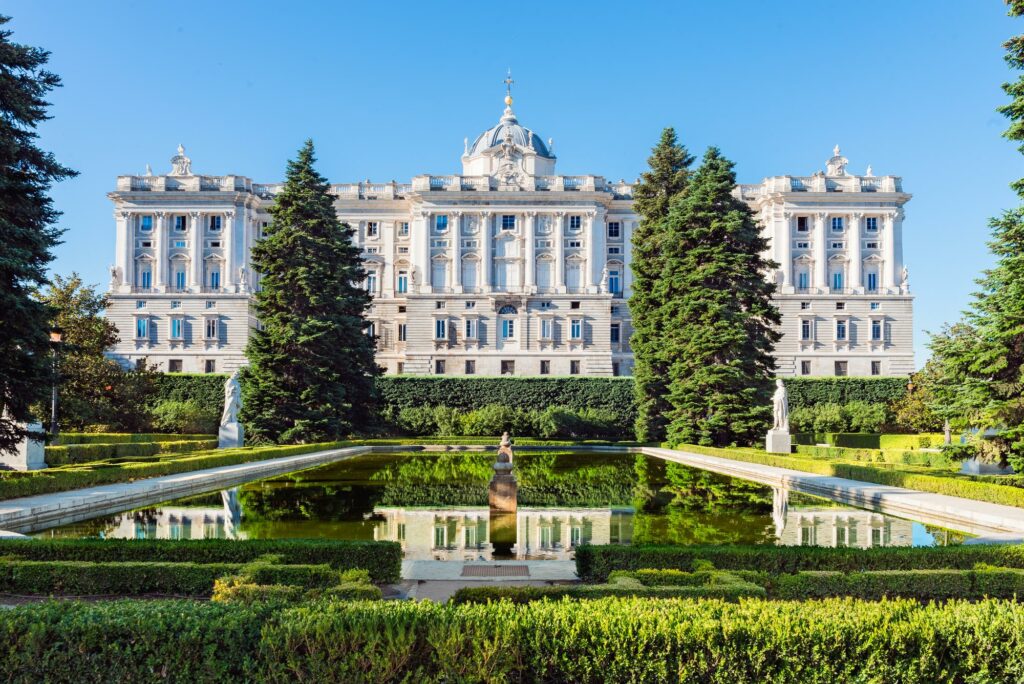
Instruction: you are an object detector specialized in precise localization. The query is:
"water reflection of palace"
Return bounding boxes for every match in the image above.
[61,490,245,540]
[373,507,634,561]
[777,508,914,548]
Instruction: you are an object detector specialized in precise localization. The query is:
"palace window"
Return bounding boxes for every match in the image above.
[135,317,149,339]
[366,322,375,338]
[832,272,844,291]
[171,300,181,309]
[570,360,581,375]
[139,269,153,289]
[435,300,446,309]
[501,360,515,375]
[398,323,407,342]
[836,302,846,310]
[871,360,882,376]
[397,271,408,294]
[399,222,410,237]
[570,318,582,340]
[870,301,880,310]
[136,300,146,309]
[797,272,809,289]
[465,319,478,339]
[209,241,221,248]
[834,361,848,377]
[865,217,878,232]
[366,272,377,293]
[435,215,448,232]
[174,270,187,290]
[866,241,879,249]
[170,317,184,340]
[607,222,621,238]
[209,268,221,290]
[206,300,216,309]
[831,217,844,232]
[796,216,809,232]
[867,272,878,292]
[540,360,551,375]
[608,246,621,255]
[539,301,553,309]
[871,319,883,341]
[800,301,811,310]
[397,246,409,254]
[501,215,516,230]
[465,301,476,309]
[570,301,581,309]
[435,359,446,374]
[396,362,404,374]
[168,359,183,372]
[801,360,812,376]
[830,241,844,249]
[366,222,379,238]
[540,318,553,340]
[139,240,153,248]
[364,247,378,254]
[204,360,216,373]
[567,240,582,248]
[610,322,621,344]
[174,215,186,232]
[501,319,515,340]
[140,215,153,232]
[836,319,848,341]
[612,362,621,377]
[465,360,476,375]
[569,215,581,230]
[174,240,187,249]
[608,269,621,294]
[208,216,222,232]
[796,241,810,249]
[434,319,447,340]
[801,319,813,341]
[205,317,218,340]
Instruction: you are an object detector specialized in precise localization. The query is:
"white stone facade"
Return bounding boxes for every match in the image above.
[105,95,913,377]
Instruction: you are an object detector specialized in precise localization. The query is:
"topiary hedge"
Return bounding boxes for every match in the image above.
[44,439,219,466]
[574,543,1024,582]
[3,598,1024,681]
[766,567,1024,601]
[783,377,908,407]
[53,433,214,445]
[0,539,401,583]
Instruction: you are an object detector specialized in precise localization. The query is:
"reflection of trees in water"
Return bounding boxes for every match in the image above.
[922,525,970,546]
[633,507,775,546]
[239,482,382,522]
[663,463,772,508]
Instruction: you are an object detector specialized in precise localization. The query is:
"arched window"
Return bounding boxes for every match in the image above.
[498,305,518,315]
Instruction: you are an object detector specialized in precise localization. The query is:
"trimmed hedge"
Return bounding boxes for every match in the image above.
[783,377,908,407]
[676,443,1024,509]
[793,444,956,468]
[3,598,1024,681]
[0,539,401,583]
[0,441,349,501]
[52,432,213,445]
[0,560,341,597]
[575,543,1024,582]
[450,575,765,604]
[791,433,947,450]
[768,568,1024,601]
[44,439,219,466]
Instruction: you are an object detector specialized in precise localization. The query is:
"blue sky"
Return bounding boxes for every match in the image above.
[6,1,1022,366]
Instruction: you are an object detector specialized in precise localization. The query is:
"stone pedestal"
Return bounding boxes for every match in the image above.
[489,467,517,514]
[489,511,517,559]
[218,422,244,449]
[766,429,791,454]
[0,423,46,471]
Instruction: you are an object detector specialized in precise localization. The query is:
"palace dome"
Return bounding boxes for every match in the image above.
[467,105,553,158]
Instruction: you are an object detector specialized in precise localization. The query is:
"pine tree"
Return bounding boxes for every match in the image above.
[242,140,381,443]
[629,128,693,442]
[658,148,780,447]
[0,16,76,453]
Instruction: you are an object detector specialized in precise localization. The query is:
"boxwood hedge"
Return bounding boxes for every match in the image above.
[0,539,401,583]
[2,598,1024,682]
[44,439,219,466]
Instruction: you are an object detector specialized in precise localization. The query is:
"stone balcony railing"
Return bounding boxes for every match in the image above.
[735,174,903,200]
[409,174,634,198]
[118,175,256,193]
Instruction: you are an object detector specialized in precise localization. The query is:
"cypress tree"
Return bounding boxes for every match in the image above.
[0,15,76,453]
[931,1,1024,467]
[242,140,380,443]
[658,148,780,447]
[629,128,693,442]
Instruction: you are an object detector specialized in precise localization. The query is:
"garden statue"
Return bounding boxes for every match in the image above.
[218,370,244,448]
[109,265,122,288]
[766,379,791,454]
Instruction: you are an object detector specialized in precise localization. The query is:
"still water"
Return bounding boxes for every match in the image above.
[37,452,967,559]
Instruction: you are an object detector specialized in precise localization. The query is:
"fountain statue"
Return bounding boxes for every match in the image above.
[766,379,791,453]
[218,370,244,448]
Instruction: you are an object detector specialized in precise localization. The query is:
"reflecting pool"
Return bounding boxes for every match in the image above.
[36,451,968,558]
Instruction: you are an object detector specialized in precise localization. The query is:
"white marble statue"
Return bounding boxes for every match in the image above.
[599,266,609,294]
[772,378,789,432]
[221,370,242,426]
[109,265,122,288]
[237,266,248,292]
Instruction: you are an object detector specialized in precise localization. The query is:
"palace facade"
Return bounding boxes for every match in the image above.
[105,89,914,377]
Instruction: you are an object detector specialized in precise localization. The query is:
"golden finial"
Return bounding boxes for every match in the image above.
[504,69,514,106]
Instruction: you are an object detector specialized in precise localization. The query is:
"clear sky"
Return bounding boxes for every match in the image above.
[5,1,1022,366]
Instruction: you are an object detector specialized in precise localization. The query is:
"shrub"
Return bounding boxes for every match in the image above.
[314,582,384,601]
[449,575,765,604]
[575,543,1024,582]
[44,438,218,466]
[150,399,220,434]
[0,539,401,583]
[52,433,214,445]
[460,404,522,436]
[811,403,846,433]
[788,407,816,433]
[783,377,908,407]
[396,406,437,436]
[211,580,308,605]
[844,401,889,433]
[769,568,1024,601]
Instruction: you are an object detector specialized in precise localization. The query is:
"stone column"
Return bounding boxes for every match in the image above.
[382,219,395,298]
[590,208,606,292]
[223,211,235,292]
[413,210,431,293]
[189,212,204,291]
[585,211,598,292]
[452,211,462,292]
[848,212,862,293]
[524,211,536,292]
[554,211,565,293]
[882,211,897,291]
[480,211,493,291]
[813,212,828,291]
[775,212,792,289]
[154,212,168,292]
[622,219,635,297]
[115,211,133,293]
[892,208,905,290]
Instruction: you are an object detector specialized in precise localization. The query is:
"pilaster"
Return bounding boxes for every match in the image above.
[452,211,463,292]
[189,211,203,292]
[155,212,168,291]
[223,211,235,292]
[524,211,536,292]
[779,211,793,290]
[480,211,493,291]
[848,212,862,293]
[813,212,828,291]
[554,211,565,293]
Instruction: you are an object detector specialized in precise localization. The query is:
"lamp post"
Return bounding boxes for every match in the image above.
[49,329,62,438]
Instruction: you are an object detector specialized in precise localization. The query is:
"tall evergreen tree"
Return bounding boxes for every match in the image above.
[658,148,780,447]
[629,128,693,442]
[242,140,380,444]
[0,15,76,453]
[930,1,1024,467]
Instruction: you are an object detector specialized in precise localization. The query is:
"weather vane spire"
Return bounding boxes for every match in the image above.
[504,68,514,107]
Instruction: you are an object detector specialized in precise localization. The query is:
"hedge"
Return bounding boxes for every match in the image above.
[4,598,1024,682]
[0,560,343,597]
[676,443,1024,509]
[767,568,1024,601]
[450,574,765,604]
[574,543,1024,582]
[792,433,948,450]
[44,439,219,466]
[0,539,401,583]
[0,441,349,501]
[782,377,908,407]
[52,432,214,445]
[793,444,956,468]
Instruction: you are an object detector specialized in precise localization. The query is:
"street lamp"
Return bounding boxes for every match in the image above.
[49,329,62,438]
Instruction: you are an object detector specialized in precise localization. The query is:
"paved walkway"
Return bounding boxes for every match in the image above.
[0,445,371,533]
[402,560,577,581]
[644,447,1024,538]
